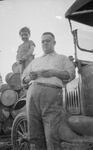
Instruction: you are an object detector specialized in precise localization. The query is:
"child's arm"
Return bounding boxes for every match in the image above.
[16,49,20,63]
[21,44,35,61]
[22,45,35,60]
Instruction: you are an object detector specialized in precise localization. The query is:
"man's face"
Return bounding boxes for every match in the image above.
[41,34,56,54]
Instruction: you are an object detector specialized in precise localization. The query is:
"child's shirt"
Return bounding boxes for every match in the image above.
[16,40,35,61]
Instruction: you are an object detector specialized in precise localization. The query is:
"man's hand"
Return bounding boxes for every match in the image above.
[29,71,38,80]
[23,72,37,84]
[23,75,31,84]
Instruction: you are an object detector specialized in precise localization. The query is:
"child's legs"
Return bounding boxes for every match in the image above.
[25,55,34,67]
[19,62,25,75]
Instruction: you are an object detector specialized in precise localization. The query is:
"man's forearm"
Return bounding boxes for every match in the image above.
[39,69,70,81]
[54,70,70,80]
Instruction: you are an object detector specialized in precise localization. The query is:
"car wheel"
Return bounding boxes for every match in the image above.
[11,112,30,150]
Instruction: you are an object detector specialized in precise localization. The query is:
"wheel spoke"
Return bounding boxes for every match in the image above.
[18,122,24,133]
[16,136,23,144]
[17,137,30,149]
[17,130,24,137]
[18,140,29,150]
[23,120,27,133]
[19,143,25,150]
[12,114,30,150]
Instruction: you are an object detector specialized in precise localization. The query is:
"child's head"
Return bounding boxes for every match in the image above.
[19,27,31,42]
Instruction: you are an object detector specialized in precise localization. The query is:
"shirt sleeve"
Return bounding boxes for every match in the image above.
[29,40,36,48]
[63,56,76,82]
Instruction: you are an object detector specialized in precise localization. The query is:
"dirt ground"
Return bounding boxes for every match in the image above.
[0,136,93,150]
[0,135,13,150]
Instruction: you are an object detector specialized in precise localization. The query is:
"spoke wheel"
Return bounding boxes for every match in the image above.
[11,112,30,150]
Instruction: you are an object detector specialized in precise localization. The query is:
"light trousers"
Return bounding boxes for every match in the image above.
[26,84,62,150]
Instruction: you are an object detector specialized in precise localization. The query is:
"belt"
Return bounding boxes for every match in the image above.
[32,82,62,89]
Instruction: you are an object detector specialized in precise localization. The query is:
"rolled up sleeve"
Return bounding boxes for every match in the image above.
[63,57,76,82]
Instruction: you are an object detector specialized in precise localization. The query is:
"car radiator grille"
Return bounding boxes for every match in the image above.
[66,85,81,114]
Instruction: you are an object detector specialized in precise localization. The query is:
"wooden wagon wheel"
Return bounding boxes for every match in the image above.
[11,112,30,150]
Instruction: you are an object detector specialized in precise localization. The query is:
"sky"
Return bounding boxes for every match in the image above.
[0,0,93,83]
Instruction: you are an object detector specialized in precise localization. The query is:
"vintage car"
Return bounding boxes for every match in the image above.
[11,0,93,149]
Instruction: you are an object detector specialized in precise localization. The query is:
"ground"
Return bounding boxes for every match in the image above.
[0,135,93,150]
[0,135,13,150]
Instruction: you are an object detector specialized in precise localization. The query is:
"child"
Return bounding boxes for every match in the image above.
[16,27,35,75]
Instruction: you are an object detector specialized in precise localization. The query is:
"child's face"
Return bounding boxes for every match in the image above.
[20,32,30,42]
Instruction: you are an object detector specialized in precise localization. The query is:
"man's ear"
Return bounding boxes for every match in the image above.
[54,41,56,45]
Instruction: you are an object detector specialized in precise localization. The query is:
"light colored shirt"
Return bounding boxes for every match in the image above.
[22,51,75,87]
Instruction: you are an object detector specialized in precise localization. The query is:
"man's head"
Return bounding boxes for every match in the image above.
[19,27,31,42]
[41,32,56,54]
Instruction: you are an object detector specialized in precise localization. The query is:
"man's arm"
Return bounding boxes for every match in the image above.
[40,69,70,81]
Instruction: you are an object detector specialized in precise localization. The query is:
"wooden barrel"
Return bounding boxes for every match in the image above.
[1,89,18,106]
[0,84,11,93]
[5,72,13,84]
[5,72,22,91]
[0,104,10,122]
[12,62,20,73]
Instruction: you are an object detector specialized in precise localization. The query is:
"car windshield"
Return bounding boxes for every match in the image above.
[75,29,93,62]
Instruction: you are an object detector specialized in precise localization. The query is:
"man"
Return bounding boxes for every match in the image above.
[22,32,75,150]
